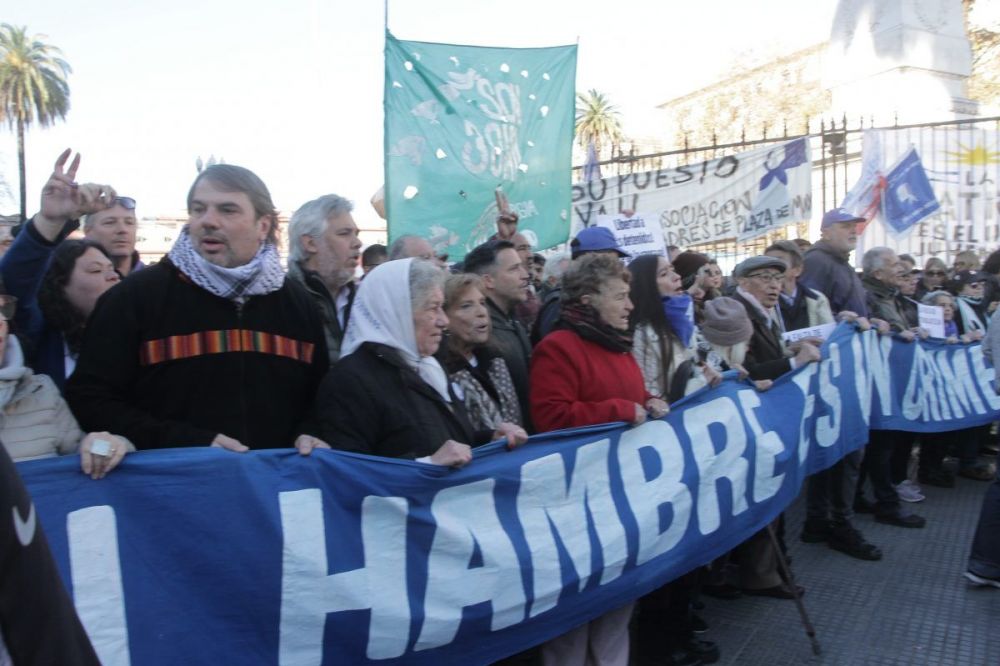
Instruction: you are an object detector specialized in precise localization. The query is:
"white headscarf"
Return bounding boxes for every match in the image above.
[342,258,451,402]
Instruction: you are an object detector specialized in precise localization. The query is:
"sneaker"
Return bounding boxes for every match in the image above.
[800,518,831,543]
[828,522,883,560]
[894,481,925,503]
[875,511,926,528]
[964,570,1000,588]
[958,465,995,481]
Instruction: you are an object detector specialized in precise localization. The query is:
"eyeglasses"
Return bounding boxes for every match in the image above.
[925,270,946,277]
[746,272,784,283]
[113,196,136,210]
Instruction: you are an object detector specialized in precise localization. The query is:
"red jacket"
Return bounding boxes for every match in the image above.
[530,329,652,432]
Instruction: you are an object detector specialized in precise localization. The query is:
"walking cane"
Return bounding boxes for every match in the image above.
[766,523,822,656]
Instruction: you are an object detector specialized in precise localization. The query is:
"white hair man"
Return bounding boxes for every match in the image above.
[288,194,362,364]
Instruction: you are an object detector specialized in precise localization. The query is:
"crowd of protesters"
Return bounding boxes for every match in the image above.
[4,149,1000,666]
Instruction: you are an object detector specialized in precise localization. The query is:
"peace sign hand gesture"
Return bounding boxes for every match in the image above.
[36,149,117,238]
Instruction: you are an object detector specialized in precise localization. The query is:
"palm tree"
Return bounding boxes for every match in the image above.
[0,24,71,221]
[574,89,624,160]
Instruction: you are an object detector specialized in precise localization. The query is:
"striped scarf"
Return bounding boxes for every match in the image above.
[168,228,285,304]
[556,301,633,353]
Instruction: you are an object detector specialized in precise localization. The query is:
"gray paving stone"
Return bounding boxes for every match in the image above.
[697,462,1000,666]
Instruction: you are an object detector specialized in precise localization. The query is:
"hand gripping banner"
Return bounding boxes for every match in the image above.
[17,325,1000,665]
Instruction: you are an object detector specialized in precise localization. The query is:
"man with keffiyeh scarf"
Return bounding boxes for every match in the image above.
[66,165,329,454]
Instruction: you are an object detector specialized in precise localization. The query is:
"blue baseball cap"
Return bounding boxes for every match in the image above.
[822,207,865,228]
[571,226,628,258]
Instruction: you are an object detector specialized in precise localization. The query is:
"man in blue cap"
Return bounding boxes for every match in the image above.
[531,226,629,345]
[801,208,869,316]
[797,208,887,560]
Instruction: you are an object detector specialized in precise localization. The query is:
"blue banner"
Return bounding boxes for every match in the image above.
[17,326,1000,665]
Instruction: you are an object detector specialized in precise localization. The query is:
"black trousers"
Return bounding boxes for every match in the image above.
[860,430,902,515]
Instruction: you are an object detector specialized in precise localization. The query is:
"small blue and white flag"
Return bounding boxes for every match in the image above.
[882,147,940,235]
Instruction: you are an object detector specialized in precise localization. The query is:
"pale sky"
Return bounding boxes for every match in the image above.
[0,0,838,231]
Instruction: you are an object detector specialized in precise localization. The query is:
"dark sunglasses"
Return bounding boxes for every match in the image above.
[925,270,946,277]
[113,196,136,210]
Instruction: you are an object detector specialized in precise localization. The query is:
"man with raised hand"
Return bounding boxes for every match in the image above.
[66,164,329,454]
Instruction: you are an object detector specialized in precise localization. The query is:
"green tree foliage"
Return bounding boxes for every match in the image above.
[0,24,71,221]
[574,89,624,159]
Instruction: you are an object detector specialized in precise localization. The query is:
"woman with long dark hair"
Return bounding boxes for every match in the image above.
[4,237,121,390]
[626,254,722,665]
[628,254,716,402]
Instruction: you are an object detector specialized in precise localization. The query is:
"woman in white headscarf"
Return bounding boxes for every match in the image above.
[315,259,525,465]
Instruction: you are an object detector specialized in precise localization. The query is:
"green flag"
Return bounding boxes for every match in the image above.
[384,31,577,260]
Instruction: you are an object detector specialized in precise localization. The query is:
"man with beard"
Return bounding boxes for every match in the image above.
[67,164,329,454]
[287,194,362,364]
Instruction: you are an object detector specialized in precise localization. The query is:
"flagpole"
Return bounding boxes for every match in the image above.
[385,0,389,32]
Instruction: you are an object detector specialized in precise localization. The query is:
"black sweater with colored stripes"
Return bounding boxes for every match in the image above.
[66,259,329,450]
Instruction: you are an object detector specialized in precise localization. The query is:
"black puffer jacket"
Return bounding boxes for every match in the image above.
[317,342,490,459]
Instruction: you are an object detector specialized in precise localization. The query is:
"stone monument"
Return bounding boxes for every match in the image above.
[826,0,978,123]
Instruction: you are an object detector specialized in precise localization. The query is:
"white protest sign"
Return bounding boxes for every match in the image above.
[918,304,946,338]
[596,213,666,258]
[782,323,837,344]
[572,138,812,245]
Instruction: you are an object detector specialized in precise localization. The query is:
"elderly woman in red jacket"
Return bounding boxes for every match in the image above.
[530,252,668,666]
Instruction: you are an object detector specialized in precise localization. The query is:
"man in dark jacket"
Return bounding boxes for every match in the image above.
[797,209,886,560]
[858,246,926,528]
[0,445,101,665]
[727,255,820,598]
[765,240,834,331]
[66,165,329,454]
[464,240,533,429]
[800,208,868,317]
[731,256,821,379]
[287,194,361,365]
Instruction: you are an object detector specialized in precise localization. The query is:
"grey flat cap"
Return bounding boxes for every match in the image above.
[733,255,787,279]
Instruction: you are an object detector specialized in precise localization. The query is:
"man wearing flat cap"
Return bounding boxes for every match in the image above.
[731,255,821,380]
[723,255,821,599]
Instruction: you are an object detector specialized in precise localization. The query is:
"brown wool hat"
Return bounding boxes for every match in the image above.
[700,296,754,346]
[672,252,710,289]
